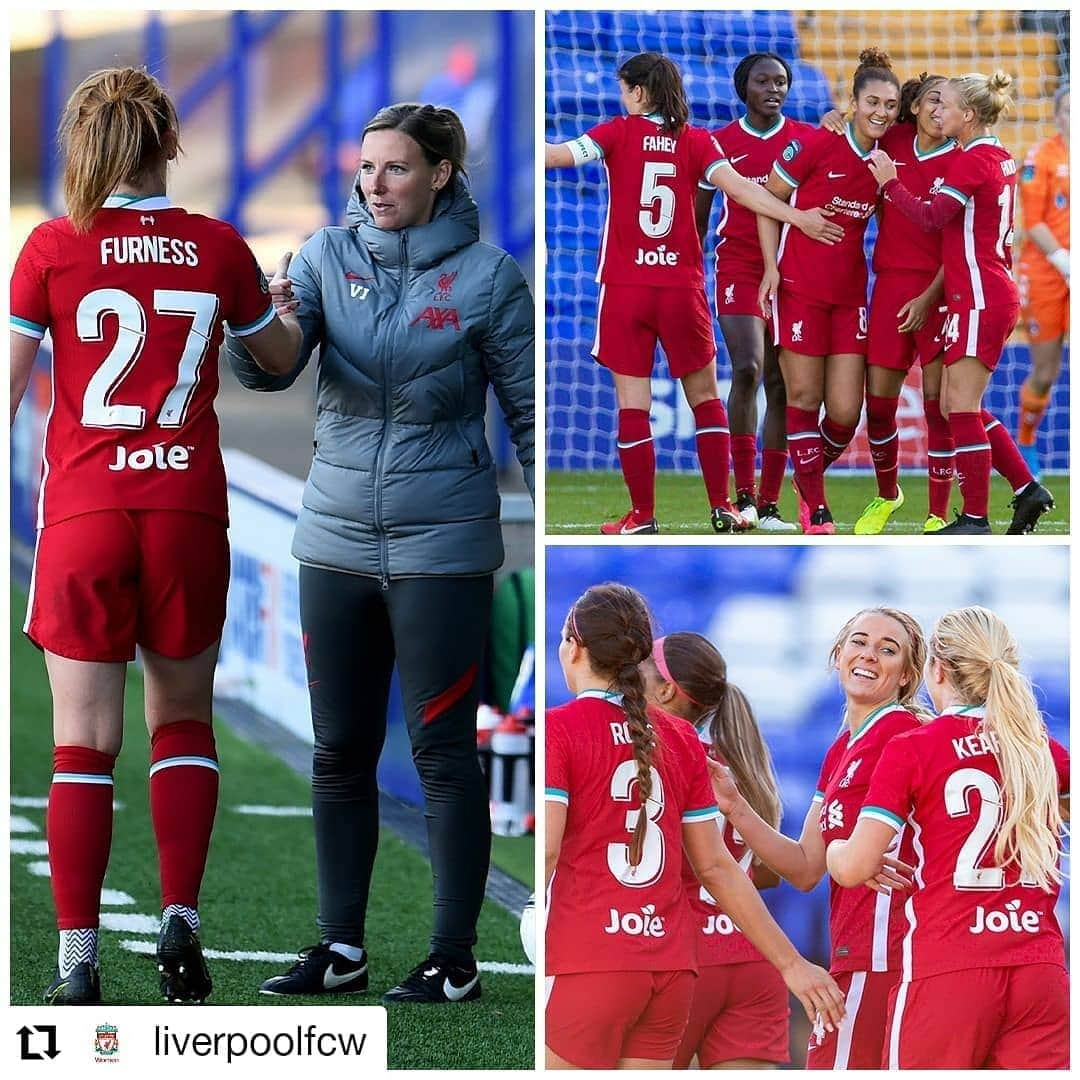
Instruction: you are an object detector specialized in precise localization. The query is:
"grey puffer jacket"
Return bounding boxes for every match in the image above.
[225,175,533,581]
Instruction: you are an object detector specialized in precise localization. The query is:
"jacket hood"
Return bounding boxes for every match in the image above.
[345,171,480,270]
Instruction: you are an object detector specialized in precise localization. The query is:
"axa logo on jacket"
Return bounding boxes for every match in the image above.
[411,306,461,331]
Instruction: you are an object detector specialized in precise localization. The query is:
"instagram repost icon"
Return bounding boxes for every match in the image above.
[94,1023,119,1062]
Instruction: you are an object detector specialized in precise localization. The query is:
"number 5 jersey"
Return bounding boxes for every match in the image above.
[545,690,720,974]
[11,195,275,528]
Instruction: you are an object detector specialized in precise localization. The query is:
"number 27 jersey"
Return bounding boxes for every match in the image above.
[546,692,720,974]
[11,196,275,528]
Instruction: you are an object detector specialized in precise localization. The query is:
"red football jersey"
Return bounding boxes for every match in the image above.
[585,114,728,288]
[874,126,956,275]
[860,705,1068,982]
[546,691,720,975]
[708,114,815,286]
[681,813,766,966]
[814,704,920,974]
[934,137,1020,310]
[773,124,880,306]
[11,195,275,528]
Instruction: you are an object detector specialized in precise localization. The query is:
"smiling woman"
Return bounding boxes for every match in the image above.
[704,605,926,1069]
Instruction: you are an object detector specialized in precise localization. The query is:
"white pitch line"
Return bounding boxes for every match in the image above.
[118,939,534,972]
[10,815,38,833]
[11,839,48,855]
[232,805,312,817]
[119,940,296,963]
[27,861,51,877]
[101,889,136,907]
[100,913,160,935]
[10,795,124,810]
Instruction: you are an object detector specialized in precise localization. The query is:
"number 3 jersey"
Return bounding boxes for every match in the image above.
[860,705,1069,981]
[10,196,275,528]
[545,691,720,975]
[814,704,921,974]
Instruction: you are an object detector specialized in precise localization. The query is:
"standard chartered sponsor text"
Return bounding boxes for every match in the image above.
[155,1025,367,1063]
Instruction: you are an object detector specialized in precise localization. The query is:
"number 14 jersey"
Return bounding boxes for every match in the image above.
[546,692,720,974]
[11,195,275,528]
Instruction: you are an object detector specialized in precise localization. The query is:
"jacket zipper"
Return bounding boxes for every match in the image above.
[372,232,408,590]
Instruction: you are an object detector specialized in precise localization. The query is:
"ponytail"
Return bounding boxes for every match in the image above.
[931,607,1063,890]
[651,632,782,830]
[618,52,690,135]
[951,70,1014,126]
[569,583,656,869]
[614,661,656,867]
[707,682,783,829]
[60,67,179,234]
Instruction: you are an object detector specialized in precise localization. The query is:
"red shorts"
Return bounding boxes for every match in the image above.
[674,961,790,1068]
[941,302,1021,370]
[772,289,868,356]
[715,278,768,321]
[25,509,230,663]
[546,969,695,1069]
[593,283,716,377]
[806,968,898,1070]
[868,270,947,370]
[1018,269,1070,343]
[884,964,1069,1069]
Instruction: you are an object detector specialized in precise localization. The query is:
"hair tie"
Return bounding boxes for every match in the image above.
[652,637,706,707]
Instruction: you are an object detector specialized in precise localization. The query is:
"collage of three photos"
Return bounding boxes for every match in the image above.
[7,5,1072,1072]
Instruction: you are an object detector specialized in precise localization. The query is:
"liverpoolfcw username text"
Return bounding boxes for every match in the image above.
[154,1024,367,1063]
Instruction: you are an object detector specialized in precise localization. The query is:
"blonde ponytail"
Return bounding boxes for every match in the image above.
[931,607,1063,890]
[60,67,179,233]
[951,70,1014,126]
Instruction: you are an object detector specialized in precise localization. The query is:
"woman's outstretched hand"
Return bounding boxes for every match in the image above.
[269,252,299,317]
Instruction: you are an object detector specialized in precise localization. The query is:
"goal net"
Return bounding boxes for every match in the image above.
[545,9,1070,474]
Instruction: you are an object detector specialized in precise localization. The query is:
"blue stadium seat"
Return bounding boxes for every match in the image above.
[787,62,835,120]
[607,10,709,58]
[698,11,800,60]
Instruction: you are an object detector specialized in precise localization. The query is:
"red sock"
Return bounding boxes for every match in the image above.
[48,746,116,930]
[693,399,732,510]
[150,720,219,910]
[616,409,655,518]
[866,394,900,499]
[786,406,827,509]
[730,433,757,499]
[758,448,788,506]
[948,412,991,518]
[820,416,857,470]
[981,409,1034,493]
[924,399,954,520]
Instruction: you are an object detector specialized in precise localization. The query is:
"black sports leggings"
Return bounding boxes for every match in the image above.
[299,565,493,963]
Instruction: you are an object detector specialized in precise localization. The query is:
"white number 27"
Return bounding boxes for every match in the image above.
[77,288,219,429]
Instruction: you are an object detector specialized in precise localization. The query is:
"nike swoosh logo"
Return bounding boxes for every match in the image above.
[828,171,846,179]
[324,964,367,990]
[856,333,868,340]
[443,973,479,1001]
[729,154,749,165]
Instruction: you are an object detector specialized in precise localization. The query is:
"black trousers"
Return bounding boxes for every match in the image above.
[299,565,493,962]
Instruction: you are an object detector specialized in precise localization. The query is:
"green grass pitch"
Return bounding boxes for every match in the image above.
[546,471,1069,536]
[9,586,534,1070]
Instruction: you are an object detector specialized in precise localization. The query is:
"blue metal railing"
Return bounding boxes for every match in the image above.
[38,11,531,258]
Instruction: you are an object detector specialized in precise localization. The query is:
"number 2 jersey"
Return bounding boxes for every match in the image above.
[580,114,728,289]
[546,691,720,975]
[814,704,921,974]
[10,195,275,528]
[860,705,1068,981]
